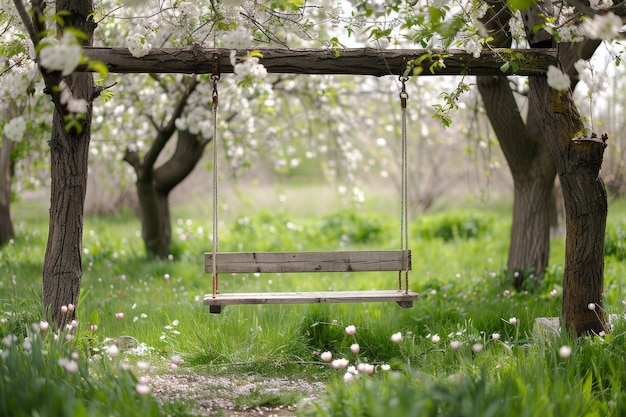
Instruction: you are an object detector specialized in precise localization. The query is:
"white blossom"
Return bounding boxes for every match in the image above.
[221,26,254,49]
[3,116,26,142]
[582,12,624,40]
[558,25,585,43]
[125,33,152,58]
[459,35,482,58]
[590,0,613,10]
[574,59,607,93]
[59,82,89,114]
[123,0,149,6]
[546,65,571,91]
[509,12,526,41]
[38,32,82,76]
[221,0,248,9]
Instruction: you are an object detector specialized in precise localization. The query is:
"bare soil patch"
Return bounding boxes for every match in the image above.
[152,372,326,416]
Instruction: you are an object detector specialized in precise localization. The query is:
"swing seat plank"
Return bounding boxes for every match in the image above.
[204,290,419,314]
[205,250,411,274]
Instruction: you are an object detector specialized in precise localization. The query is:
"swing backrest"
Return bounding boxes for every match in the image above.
[205,250,411,274]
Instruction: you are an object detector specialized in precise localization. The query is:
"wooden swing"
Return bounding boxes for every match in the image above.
[204,62,418,314]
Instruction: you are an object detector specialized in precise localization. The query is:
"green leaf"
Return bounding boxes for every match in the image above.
[428,6,445,22]
[500,62,510,73]
[87,60,109,78]
[90,310,99,326]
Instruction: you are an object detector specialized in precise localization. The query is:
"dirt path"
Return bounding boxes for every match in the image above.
[152,372,326,416]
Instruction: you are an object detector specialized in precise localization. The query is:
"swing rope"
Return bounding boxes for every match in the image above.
[399,75,409,294]
[211,56,220,298]
[209,63,411,300]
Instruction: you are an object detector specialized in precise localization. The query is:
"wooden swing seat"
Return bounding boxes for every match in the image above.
[204,250,418,314]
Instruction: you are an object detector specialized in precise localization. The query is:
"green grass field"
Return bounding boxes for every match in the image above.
[1,185,626,416]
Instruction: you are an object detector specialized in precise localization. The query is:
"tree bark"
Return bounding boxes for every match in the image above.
[40,0,96,328]
[529,77,608,335]
[0,137,16,246]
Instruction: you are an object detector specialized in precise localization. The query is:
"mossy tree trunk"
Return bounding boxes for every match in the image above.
[529,77,608,335]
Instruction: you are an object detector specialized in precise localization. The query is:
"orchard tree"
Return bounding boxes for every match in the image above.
[476,0,607,290]
[9,0,104,328]
[0,11,51,246]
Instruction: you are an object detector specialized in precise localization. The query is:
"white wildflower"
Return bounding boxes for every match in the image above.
[390,332,403,343]
[106,344,120,357]
[136,383,151,395]
[559,345,572,359]
[331,358,349,369]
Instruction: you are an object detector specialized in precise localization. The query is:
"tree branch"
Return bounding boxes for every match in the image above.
[11,0,38,46]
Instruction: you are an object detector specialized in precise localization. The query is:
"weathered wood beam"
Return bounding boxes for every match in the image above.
[205,250,411,274]
[81,46,556,76]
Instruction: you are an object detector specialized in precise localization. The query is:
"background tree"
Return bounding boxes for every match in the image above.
[476,0,604,290]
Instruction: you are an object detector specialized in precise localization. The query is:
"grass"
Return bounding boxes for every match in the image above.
[1,185,626,416]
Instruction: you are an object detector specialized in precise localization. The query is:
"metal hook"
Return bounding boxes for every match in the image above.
[399,76,408,109]
[211,54,220,108]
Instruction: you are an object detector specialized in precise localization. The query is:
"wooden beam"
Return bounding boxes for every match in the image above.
[204,290,420,313]
[205,250,411,274]
[81,46,556,76]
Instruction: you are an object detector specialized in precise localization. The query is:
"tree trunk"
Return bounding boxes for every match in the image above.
[0,137,15,246]
[477,75,556,290]
[41,0,96,328]
[136,178,171,258]
[127,127,209,258]
[529,76,608,335]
